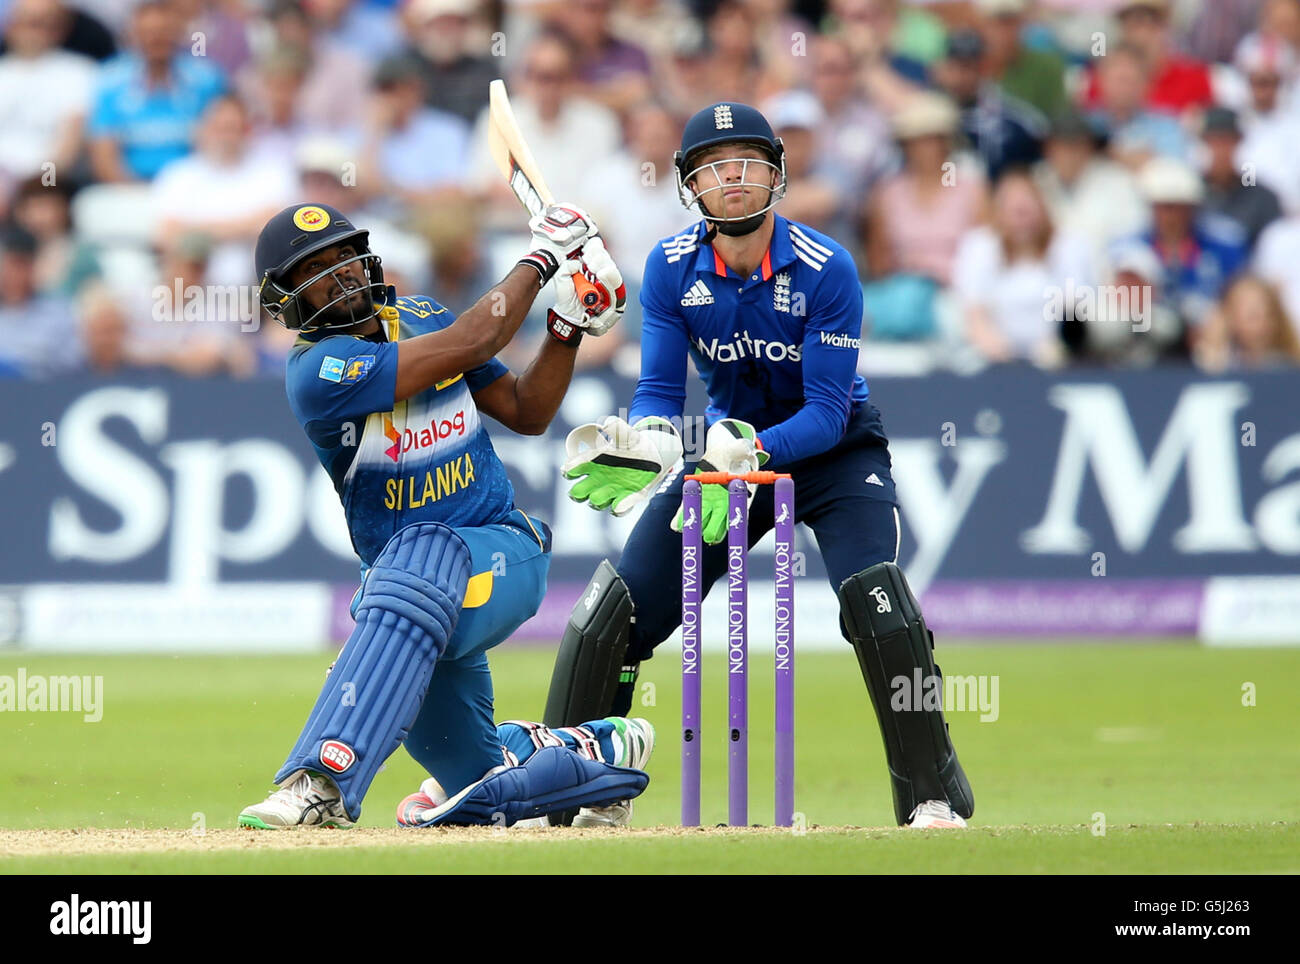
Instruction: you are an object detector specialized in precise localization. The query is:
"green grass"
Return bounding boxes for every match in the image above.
[2,643,1298,873]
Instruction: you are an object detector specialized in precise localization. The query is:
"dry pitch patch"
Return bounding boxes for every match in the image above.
[0,826,901,857]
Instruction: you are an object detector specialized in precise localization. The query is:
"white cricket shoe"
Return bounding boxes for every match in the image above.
[906,799,967,829]
[572,717,655,828]
[239,770,354,829]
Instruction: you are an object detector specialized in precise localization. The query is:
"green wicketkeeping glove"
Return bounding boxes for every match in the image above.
[672,418,769,545]
[563,415,684,516]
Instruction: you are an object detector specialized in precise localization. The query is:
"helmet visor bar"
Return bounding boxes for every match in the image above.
[679,155,787,222]
[267,251,385,333]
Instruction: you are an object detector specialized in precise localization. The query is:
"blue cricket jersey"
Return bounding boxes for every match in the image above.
[630,214,878,467]
[286,294,516,565]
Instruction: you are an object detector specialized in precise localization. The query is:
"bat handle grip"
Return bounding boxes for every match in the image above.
[572,272,600,309]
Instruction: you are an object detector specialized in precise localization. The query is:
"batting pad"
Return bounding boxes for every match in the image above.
[274,522,472,819]
[409,746,649,827]
[839,562,975,825]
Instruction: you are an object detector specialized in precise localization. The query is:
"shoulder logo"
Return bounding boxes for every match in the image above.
[788,224,831,272]
[714,104,734,130]
[341,354,374,384]
[662,226,701,264]
[293,205,331,232]
[820,330,861,349]
[680,280,714,307]
[318,355,346,382]
[774,271,791,313]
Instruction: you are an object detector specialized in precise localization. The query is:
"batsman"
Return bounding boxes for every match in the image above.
[239,200,655,829]
[547,103,974,829]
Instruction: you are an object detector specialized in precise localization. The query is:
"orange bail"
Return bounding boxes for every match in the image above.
[685,471,792,485]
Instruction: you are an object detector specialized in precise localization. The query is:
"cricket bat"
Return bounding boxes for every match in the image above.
[487,78,601,308]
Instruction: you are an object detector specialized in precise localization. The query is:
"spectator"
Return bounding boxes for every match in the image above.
[1066,242,1184,366]
[151,95,297,287]
[401,0,497,125]
[241,47,335,160]
[77,281,131,373]
[759,91,841,236]
[87,0,225,182]
[1083,0,1213,115]
[126,233,256,376]
[609,0,692,64]
[7,176,96,295]
[1135,155,1249,333]
[553,0,653,113]
[1033,111,1147,271]
[1231,34,1300,213]
[932,28,1047,180]
[826,0,946,81]
[0,0,97,191]
[306,0,403,62]
[585,101,691,284]
[974,0,1068,120]
[8,0,116,61]
[177,0,253,76]
[954,168,1093,366]
[1182,0,1265,66]
[262,0,369,133]
[1199,107,1282,249]
[1088,42,1193,168]
[863,92,987,341]
[1196,274,1300,369]
[1254,213,1300,334]
[0,224,78,377]
[808,35,894,229]
[360,54,470,206]
[467,31,620,208]
[824,0,929,112]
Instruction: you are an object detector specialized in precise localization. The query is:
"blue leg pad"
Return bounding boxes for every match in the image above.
[410,746,650,827]
[274,522,471,819]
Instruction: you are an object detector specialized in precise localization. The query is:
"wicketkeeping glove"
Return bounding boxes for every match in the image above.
[671,418,768,545]
[563,415,684,516]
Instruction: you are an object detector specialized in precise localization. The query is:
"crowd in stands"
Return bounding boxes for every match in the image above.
[1,0,1298,380]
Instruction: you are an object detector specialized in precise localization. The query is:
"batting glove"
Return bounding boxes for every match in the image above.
[671,418,768,545]
[563,415,684,516]
[574,236,626,337]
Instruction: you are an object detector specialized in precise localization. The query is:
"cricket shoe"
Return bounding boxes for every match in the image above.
[572,717,655,828]
[906,799,967,829]
[239,770,354,829]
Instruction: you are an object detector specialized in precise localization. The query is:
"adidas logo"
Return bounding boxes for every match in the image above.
[865,474,883,486]
[680,280,714,306]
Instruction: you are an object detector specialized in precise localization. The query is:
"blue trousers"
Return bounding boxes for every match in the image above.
[347,510,619,795]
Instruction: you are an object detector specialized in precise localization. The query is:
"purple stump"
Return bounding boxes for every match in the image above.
[727,478,749,827]
[680,479,703,827]
[773,476,795,826]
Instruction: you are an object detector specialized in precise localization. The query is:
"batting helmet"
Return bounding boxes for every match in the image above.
[674,102,787,235]
[255,203,387,333]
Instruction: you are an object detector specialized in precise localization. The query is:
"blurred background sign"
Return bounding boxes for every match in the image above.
[3,367,1297,649]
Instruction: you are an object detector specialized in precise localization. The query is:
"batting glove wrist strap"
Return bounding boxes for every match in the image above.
[518,249,560,286]
[547,308,584,345]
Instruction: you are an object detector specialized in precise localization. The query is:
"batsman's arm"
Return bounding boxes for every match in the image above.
[474,335,580,436]
[394,264,542,402]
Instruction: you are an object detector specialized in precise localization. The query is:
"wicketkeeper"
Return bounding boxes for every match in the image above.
[544,103,975,829]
